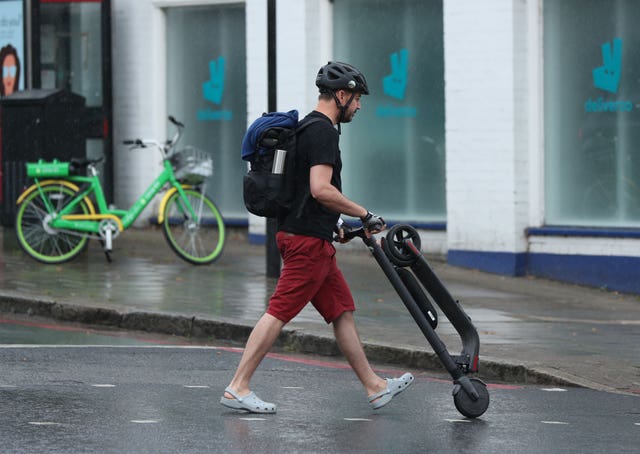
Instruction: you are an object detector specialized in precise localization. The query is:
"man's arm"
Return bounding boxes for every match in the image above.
[309,164,368,218]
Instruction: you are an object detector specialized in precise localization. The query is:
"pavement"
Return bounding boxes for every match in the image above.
[1,226,639,396]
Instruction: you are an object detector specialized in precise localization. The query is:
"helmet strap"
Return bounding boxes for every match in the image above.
[331,90,357,135]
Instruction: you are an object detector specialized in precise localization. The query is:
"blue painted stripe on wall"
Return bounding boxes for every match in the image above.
[339,220,446,230]
[449,249,640,294]
[527,226,640,238]
[447,250,527,276]
[528,253,640,294]
[249,233,266,245]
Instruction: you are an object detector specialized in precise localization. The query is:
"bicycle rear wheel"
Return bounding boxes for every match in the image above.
[161,189,225,264]
[15,182,90,264]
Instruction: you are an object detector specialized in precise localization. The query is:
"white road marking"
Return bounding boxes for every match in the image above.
[184,385,210,389]
[344,418,372,422]
[239,417,267,421]
[91,384,115,388]
[445,419,471,423]
[522,315,640,326]
[541,421,569,425]
[0,384,17,388]
[281,386,304,389]
[541,388,567,392]
[28,422,61,426]
[130,420,160,424]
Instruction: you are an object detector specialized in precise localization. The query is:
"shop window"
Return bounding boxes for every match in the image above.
[333,0,445,223]
[166,4,246,219]
[544,0,640,227]
[39,1,103,107]
[0,0,25,97]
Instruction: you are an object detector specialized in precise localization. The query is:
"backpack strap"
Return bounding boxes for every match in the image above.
[296,116,324,134]
[293,117,329,218]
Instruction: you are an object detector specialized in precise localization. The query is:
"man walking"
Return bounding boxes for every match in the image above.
[222,62,414,414]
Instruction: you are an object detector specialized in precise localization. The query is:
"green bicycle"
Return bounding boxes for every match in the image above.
[15,116,225,265]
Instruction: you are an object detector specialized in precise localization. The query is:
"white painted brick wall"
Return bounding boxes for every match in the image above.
[246,0,268,122]
[248,0,332,238]
[274,0,332,114]
[512,0,530,247]
[276,0,306,111]
[112,0,165,225]
[246,0,268,238]
[444,0,529,253]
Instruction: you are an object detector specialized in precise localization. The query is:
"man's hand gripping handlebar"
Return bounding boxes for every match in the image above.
[334,224,378,247]
[334,212,387,243]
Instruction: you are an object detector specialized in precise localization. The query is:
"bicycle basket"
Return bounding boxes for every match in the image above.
[169,147,213,184]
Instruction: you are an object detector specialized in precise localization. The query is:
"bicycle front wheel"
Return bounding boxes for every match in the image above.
[162,189,225,264]
[15,182,90,264]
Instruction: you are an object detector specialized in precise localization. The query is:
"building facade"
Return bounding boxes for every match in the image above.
[108,0,640,294]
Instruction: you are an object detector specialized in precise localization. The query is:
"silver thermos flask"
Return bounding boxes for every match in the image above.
[272,149,287,174]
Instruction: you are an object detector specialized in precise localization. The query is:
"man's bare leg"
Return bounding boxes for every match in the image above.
[332,311,388,397]
[224,312,285,399]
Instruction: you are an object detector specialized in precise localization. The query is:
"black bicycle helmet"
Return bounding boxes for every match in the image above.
[316,61,370,95]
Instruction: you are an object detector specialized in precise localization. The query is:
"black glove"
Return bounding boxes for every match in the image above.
[360,211,386,234]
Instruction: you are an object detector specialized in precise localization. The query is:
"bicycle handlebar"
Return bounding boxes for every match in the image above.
[123,116,185,155]
[123,139,145,147]
[168,116,184,128]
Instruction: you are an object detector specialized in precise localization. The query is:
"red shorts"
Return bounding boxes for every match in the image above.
[267,232,356,324]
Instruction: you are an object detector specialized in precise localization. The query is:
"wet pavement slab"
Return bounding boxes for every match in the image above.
[1,226,639,395]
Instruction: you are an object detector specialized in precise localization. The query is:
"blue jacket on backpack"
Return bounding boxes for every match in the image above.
[241,110,299,161]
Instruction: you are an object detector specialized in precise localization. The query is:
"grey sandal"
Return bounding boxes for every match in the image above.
[220,387,277,414]
[368,372,414,410]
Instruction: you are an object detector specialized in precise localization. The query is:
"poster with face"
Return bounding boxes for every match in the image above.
[0,0,24,96]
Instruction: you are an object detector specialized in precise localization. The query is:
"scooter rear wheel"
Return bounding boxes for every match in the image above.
[453,378,490,418]
[383,224,422,267]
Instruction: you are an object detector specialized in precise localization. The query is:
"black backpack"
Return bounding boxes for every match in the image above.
[241,110,320,218]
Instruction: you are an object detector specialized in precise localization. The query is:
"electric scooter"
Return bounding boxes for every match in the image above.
[344,224,490,418]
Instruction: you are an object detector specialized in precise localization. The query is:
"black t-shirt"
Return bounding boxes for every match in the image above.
[277,111,341,241]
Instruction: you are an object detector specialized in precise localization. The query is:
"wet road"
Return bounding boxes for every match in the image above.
[2,227,640,394]
[1,319,639,453]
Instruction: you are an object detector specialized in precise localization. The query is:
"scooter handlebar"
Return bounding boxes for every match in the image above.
[334,226,383,249]
[337,226,366,241]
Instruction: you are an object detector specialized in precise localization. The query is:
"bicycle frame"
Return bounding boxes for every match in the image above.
[16,115,224,265]
[32,159,198,235]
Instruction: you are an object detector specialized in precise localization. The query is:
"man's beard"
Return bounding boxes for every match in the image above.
[342,109,358,123]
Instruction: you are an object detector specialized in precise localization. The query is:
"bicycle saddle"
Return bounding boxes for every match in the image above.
[70,157,104,174]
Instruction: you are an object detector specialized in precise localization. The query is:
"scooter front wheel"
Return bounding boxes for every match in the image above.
[452,378,490,418]
[383,224,422,267]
